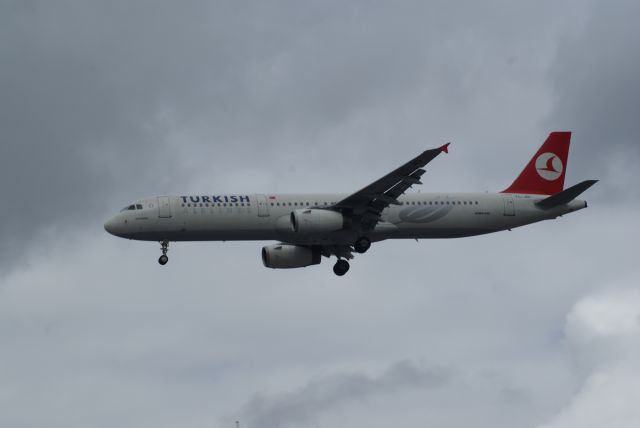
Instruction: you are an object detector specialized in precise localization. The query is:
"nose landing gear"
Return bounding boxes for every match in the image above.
[158,240,169,265]
[333,259,350,276]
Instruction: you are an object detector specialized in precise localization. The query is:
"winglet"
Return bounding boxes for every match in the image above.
[439,142,451,154]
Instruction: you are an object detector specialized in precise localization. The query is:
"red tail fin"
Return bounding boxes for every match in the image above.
[502,132,571,195]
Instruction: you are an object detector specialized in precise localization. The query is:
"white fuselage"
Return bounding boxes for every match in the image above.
[104,192,587,244]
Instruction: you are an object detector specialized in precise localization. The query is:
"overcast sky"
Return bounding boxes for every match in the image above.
[1,1,639,427]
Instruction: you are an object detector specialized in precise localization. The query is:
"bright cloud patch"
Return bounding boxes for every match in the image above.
[538,287,640,428]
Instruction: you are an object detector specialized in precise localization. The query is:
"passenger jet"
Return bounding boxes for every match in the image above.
[104,132,596,276]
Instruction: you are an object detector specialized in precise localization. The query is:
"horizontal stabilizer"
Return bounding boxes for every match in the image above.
[536,180,598,208]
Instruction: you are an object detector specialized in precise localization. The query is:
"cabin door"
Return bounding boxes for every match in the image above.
[158,196,172,218]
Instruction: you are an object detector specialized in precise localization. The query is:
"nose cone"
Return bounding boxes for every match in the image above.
[104,215,125,237]
[104,217,116,235]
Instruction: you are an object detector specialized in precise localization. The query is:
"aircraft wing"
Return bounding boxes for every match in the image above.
[331,143,450,229]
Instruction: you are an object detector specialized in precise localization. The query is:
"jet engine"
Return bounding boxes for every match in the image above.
[261,244,322,269]
[290,209,345,234]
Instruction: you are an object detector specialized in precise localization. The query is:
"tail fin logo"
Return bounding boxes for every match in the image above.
[535,152,563,181]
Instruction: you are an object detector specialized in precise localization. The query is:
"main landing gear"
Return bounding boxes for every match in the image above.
[333,259,350,276]
[328,239,369,276]
[158,240,169,265]
[353,236,371,253]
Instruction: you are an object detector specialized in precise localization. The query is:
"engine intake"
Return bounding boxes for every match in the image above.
[290,209,345,234]
[262,244,321,269]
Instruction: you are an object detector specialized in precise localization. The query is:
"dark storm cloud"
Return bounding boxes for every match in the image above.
[240,360,450,428]
[0,1,300,267]
[546,0,640,192]
[1,0,579,271]
[0,1,441,268]
[0,2,183,266]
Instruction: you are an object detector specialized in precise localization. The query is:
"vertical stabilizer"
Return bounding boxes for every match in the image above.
[502,132,571,195]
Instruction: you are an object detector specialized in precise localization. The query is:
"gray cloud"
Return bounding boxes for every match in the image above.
[240,360,450,428]
[537,285,640,428]
[0,1,638,428]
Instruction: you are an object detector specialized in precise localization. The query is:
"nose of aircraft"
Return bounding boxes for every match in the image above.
[104,217,115,235]
[104,216,123,236]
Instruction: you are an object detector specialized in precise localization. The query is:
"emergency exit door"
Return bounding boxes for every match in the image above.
[256,194,270,217]
[502,195,515,216]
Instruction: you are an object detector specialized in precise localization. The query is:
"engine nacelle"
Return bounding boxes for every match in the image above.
[290,209,345,234]
[261,244,322,269]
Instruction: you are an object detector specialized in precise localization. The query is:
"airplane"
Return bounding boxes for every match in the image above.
[104,132,596,276]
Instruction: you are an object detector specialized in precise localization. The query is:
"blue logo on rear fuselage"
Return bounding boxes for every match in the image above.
[180,195,250,204]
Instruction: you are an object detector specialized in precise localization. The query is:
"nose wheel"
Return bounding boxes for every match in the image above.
[333,259,350,276]
[158,240,169,265]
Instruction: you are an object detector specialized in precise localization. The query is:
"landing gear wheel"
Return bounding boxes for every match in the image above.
[158,240,169,266]
[353,236,371,253]
[333,259,350,276]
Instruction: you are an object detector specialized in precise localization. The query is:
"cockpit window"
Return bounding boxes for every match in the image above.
[120,204,137,212]
[136,204,143,210]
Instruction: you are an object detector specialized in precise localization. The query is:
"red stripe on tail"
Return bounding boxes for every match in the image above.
[502,132,571,195]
